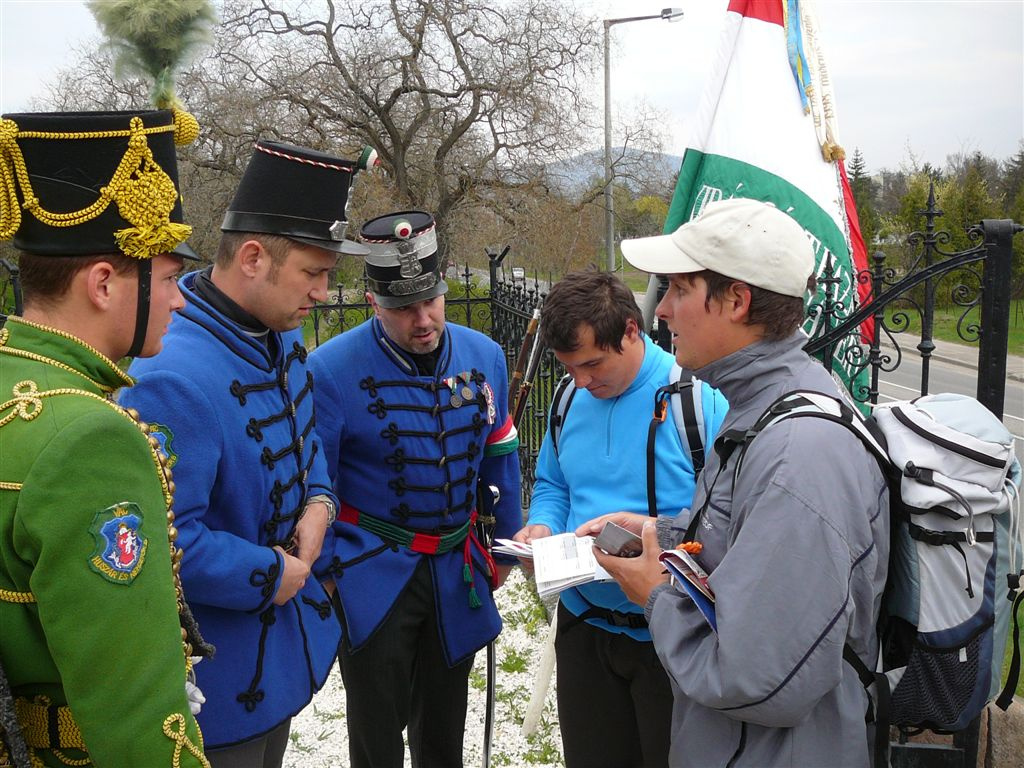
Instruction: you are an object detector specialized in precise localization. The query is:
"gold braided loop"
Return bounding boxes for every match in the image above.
[50,752,89,766]
[162,713,210,768]
[0,116,191,259]
[0,380,44,429]
[0,118,25,241]
[0,586,35,603]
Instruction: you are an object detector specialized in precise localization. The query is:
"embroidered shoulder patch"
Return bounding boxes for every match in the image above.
[146,423,177,469]
[88,503,148,584]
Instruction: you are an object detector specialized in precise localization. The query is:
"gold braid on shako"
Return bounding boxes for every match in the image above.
[0,116,192,260]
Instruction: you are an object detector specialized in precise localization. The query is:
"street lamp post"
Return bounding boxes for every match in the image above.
[604,7,683,272]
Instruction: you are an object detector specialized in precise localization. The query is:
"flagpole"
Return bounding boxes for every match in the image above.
[603,8,684,273]
[604,21,614,272]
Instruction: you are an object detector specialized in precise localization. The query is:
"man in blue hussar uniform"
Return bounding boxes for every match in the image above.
[120,141,368,766]
[309,210,521,768]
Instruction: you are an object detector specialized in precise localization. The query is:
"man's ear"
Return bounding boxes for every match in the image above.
[365,291,381,317]
[623,316,641,341]
[723,281,753,322]
[236,239,265,278]
[83,260,122,311]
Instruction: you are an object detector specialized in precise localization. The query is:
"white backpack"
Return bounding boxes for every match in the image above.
[730,391,1021,764]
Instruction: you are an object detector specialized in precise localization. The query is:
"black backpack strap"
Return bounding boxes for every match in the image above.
[647,384,673,518]
[549,374,577,457]
[679,393,804,541]
[646,372,707,518]
[559,590,649,633]
[995,570,1023,710]
[677,378,705,475]
[843,643,891,768]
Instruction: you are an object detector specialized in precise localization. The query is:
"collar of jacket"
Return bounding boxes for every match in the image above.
[176,271,280,373]
[1,316,134,393]
[693,330,810,409]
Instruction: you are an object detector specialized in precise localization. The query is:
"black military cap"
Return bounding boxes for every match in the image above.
[1,109,196,260]
[221,140,367,255]
[361,210,448,308]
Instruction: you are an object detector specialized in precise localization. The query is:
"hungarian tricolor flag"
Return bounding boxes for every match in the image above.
[664,0,870,396]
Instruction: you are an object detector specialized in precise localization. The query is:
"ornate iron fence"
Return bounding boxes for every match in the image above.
[803,185,1017,424]
[308,262,492,347]
[0,258,22,328]
[487,250,562,511]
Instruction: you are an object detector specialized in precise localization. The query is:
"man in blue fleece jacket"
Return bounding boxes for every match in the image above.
[515,270,727,767]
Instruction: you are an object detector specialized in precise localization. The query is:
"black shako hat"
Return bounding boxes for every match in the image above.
[361,210,448,309]
[221,140,367,255]
[1,109,197,260]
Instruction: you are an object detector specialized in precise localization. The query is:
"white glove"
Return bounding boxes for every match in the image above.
[185,656,206,716]
[185,679,206,715]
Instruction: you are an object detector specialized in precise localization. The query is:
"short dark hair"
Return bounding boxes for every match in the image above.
[216,232,294,275]
[540,269,644,353]
[688,270,815,340]
[19,252,137,308]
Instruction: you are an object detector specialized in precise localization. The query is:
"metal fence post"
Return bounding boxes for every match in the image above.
[975,219,1019,420]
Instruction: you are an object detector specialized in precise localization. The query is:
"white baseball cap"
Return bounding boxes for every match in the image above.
[621,198,816,298]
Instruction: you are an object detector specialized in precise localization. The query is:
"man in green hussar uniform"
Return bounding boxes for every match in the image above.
[0,108,210,767]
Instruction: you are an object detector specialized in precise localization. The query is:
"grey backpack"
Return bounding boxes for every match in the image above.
[728,391,1022,764]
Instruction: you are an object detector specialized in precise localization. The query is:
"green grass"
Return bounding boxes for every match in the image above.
[468,667,487,691]
[1002,602,1023,697]
[618,268,654,293]
[498,647,531,674]
[897,299,1024,358]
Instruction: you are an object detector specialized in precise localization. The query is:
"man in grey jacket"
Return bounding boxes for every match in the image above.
[586,198,888,767]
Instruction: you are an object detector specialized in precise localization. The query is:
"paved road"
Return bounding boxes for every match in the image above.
[877,339,1023,466]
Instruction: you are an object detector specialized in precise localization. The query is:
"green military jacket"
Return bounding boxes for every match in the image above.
[0,317,208,768]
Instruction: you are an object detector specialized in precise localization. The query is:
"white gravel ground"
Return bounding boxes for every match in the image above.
[284,567,565,767]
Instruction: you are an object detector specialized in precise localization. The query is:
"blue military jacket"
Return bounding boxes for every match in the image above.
[121,272,341,748]
[309,318,520,665]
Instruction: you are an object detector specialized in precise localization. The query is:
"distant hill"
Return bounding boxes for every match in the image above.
[545,148,683,196]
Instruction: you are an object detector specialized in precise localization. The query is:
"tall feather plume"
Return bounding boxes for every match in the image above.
[87,0,217,110]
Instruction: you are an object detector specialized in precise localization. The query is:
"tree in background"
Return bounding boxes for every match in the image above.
[215,0,606,262]
[999,144,1024,294]
[41,0,664,273]
[616,193,669,240]
[939,156,1000,252]
[848,148,878,249]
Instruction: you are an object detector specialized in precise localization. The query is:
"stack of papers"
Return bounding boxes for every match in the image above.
[659,548,717,631]
[494,533,612,598]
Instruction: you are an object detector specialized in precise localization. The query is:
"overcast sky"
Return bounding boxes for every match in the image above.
[1,0,1021,173]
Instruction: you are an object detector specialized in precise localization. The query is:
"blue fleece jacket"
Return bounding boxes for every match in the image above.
[527,336,727,640]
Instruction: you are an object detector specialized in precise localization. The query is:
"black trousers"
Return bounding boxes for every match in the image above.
[555,602,673,768]
[205,718,291,768]
[338,560,475,768]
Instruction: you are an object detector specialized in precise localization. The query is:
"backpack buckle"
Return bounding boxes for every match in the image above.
[653,399,667,423]
[653,387,672,423]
